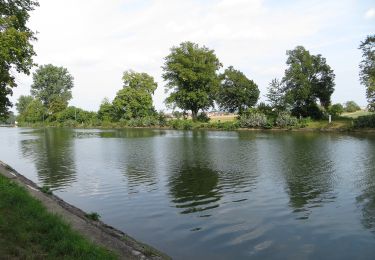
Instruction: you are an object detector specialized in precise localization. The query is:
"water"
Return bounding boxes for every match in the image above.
[1,127,375,259]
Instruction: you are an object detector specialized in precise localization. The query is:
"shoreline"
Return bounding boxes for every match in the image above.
[0,160,170,260]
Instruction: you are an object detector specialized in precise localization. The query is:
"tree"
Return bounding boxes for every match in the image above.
[218,66,259,114]
[98,98,115,122]
[0,0,38,119]
[20,98,45,123]
[162,41,222,120]
[344,101,361,113]
[359,35,375,111]
[31,64,74,114]
[112,70,157,120]
[266,78,288,111]
[282,46,335,118]
[329,103,344,117]
[15,95,33,115]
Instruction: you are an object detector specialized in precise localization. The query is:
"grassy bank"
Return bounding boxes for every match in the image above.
[0,174,118,259]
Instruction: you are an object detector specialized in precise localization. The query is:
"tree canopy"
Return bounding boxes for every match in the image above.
[31,64,74,114]
[0,0,38,119]
[112,70,157,120]
[218,66,259,114]
[282,46,335,118]
[162,41,222,120]
[359,35,375,111]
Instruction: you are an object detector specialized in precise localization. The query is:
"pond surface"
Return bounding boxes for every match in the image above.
[1,128,375,259]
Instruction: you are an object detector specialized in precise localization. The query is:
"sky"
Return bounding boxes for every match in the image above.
[10,0,375,112]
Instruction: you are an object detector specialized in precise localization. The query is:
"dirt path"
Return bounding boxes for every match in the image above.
[0,161,170,260]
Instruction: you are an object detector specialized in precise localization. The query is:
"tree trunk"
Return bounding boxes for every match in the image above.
[191,109,198,121]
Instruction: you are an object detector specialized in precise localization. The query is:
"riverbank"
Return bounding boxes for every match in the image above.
[0,161,170,260]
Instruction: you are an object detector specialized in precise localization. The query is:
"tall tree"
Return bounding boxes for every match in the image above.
[112,70,157,120]
[266,78,288,112]
[218,66,259,114]
[0,0,38,119]
[282,46,335,118]
[31,64,74,114]
[15,95,33,115]
[359,35,375,111]
[162,41,222,120]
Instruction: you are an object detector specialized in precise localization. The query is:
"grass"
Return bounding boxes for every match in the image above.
[85,212,101,221]
[209,115,237,122]
[342,110,374,118]
[39,185,53,195]
[0,175,118,259]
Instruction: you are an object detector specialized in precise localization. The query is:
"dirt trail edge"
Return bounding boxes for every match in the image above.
[0,160,171,260]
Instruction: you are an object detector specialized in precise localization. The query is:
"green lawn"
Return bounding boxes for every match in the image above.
[0,175,118,259]
[342,110,373,118]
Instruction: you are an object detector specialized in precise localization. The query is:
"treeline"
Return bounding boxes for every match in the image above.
[14,37,374,129]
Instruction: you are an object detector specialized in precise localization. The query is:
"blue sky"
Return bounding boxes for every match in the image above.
[11,0,375,112]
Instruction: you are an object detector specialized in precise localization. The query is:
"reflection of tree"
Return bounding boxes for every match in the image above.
[355,138,375,232]
[99,129,165,138]
[169,164,221,214]
[276,133,336,219]
[20,128,76,190]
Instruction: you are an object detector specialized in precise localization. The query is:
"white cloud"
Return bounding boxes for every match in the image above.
[365,8,375,19]
[9,0,370,112]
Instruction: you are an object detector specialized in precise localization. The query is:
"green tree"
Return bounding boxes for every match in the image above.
[218,66,259,114]
[359,35,375,111]
[112,70,157,120]
[15,95,33,115]
[31,64,74,114]
[21,98,46,123]
[329,103,344,117]
[0,0,38,119]
[266,78,288,111]
[162,41,222,120]
[344,101,361,113]
[98,98,115,122]
[282,46,335,118]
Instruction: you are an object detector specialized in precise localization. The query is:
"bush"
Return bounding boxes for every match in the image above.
[168,119,193,130]
[328,103,344,117]
[344,101,361,113]
[275,112,298,128]
[353,114,375,128]
[197,112,210,122]
[239,109,268,128]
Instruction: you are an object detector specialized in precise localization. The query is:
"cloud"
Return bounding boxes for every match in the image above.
[9,0,371,112]
[365,8,375,19]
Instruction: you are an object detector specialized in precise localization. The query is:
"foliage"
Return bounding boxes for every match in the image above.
[172,111,183,119]
[218,66,259,114]
[18,98,46,123]
[197,112,210,122]
[344,100,361,113]
[238,109,268,128]
[328,103,344,117]
[359,35,375,111]
[39,185,52,195]
[275,112,298,127]
[353,114,375,128]
[55,106,98,125]
[31,64,74,114]
[257,102,275,117]
[167,119,194,130]
[266,78,287,111]
[0,175,117,259]
[162,41,222,120]
[15,95,33,115]
[282,46,335,119]
[98,98,116,122]
[85,212,101,221]
[112,71,157,120]
[0,0,38,118]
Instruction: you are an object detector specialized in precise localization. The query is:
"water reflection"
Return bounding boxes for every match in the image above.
[20,128,77,189]
[355,137,375,232]
[169,164,221,214]
[275,133,337,219]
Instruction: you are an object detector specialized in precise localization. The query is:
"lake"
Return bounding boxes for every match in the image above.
[1,127,375,259]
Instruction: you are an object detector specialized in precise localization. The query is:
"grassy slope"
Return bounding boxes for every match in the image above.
[0,175,118,259]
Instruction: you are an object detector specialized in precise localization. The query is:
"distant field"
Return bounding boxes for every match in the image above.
[342,110,373,118]
[209,114,237,122]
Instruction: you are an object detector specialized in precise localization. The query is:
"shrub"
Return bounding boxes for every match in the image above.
[328,103,344,117]
[353,114,375,128]
[85,212,100,221]
[275,112,298,128]
[197,112,210,122]
[344,101,361,113]
[239,109,268,128]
